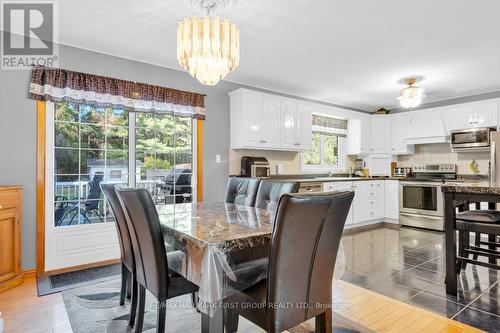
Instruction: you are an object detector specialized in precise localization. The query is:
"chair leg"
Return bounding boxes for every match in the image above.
[126,271,132,300]
[489,234,497,264]
[473,232,481,260]
[224,308,239,333]
[128,276,138,328]
[156,300,167,333]
[135,284,146,333]
[315,310,332,333]
[120,263,127,306]
[458,230,465,273]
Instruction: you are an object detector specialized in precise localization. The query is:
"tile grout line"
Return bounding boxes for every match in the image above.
[451,280,499,320]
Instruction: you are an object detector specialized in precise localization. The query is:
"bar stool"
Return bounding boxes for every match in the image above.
[456,202,500,271]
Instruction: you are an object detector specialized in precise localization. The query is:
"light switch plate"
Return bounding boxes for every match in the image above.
[216,154,221,163]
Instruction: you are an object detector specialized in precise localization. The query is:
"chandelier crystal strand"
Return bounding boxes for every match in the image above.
[177,13,240,85]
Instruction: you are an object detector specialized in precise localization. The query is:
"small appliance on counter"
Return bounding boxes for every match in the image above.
[240,156,270,178]
[354,159,365,177]
[393,167,412,178]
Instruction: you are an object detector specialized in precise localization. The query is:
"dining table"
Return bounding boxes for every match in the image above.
[156,201,346,333]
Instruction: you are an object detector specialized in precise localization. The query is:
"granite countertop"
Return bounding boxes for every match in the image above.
[157,202,273,251]
[441,181,500,195]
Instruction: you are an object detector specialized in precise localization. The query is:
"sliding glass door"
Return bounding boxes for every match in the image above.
[45,101,197,271]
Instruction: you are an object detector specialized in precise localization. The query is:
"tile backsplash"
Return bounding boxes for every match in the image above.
[397,143,490,175]
[229,149,301,175]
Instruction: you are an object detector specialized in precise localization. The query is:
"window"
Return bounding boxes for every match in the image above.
[302,114,348,171]
[52,102,196,227]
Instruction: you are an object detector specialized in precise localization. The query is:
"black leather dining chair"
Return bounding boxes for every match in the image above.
[254,180,300,211]
[224,190,354,333]
[225,177,261,206]
[100,184,135,308]
[116,187,199,333]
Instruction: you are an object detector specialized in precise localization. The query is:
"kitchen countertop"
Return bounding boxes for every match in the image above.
[441,181,500,195]
[271,175,489,184]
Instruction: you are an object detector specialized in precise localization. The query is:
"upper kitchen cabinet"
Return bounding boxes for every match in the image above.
[347,116,371,155]
[369,115,391,154]
[229,89,312,151]
[390,113,414,154]
[441,99,499,134]
[280,101,312,150]
[406,107,448,144]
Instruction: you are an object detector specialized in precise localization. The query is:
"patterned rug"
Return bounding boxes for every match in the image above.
[62,278,374,332]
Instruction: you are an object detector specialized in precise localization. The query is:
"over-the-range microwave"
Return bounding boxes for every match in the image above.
[450,127,496,152]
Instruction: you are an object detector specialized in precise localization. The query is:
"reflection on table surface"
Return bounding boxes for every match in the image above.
[157,202,274,244]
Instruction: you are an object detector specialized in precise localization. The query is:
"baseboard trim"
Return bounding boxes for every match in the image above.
[343,220,400,234]
[23,269,36,278]
[42,258,120,277]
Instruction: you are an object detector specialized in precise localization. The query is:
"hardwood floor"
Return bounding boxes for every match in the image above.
[0,276,483,332]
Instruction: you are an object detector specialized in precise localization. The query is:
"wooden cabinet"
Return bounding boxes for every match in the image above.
[229,89,312,151]
[0,186,23,294]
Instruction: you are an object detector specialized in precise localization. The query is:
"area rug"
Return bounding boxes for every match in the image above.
[62,278,374,332]
[37,264,121,296]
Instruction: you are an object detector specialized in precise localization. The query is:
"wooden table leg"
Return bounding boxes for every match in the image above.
[444,192,458,295]
[315,309,332,333]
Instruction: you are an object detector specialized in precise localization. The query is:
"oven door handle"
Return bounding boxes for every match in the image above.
[400,182,441,187]
[399,212,443,220]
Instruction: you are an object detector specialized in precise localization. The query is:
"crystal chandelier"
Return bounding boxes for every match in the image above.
[177,0,240,86]
[398,78,425,109]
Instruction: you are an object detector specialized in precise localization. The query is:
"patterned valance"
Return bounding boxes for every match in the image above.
[29,66,205,119]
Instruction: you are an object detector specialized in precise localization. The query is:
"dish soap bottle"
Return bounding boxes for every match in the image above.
[469,159,480,175]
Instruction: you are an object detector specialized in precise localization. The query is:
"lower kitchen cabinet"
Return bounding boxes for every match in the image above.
[323,181,354,225]
[324,180,385,227]
[384,180,399,219]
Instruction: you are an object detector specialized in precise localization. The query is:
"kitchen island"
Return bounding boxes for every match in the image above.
[441,181,497,295]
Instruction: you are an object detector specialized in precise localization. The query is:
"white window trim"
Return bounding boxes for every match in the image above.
[301,114,348,173]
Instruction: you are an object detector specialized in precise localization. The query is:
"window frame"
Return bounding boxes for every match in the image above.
[301,113,347,173]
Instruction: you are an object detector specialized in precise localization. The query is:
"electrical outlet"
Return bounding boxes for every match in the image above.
[216,154,221,163]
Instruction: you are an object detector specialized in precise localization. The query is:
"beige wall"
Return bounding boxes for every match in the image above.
[397,143,490,175]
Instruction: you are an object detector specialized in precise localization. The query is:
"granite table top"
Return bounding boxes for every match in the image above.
[157,202,274,252]
[441,181,500,195]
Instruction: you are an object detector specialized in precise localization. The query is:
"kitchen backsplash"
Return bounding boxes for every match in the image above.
[398,143,490,175]
[229,149,356,175]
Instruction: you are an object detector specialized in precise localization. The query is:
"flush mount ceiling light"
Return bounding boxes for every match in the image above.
[397,77,426,109]
[177,0,240,86]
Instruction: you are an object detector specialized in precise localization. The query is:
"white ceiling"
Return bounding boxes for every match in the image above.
[55,0,500,111]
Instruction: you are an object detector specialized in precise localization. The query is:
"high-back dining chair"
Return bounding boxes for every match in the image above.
[224,191,354,333]
[115,187,199,333]
[101,184,135,315]
[225,177,261,206]
[254,180,300,211]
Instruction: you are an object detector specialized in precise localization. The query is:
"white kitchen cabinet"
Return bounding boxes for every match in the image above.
[323,181,353,225]
[390,113,414,154]
[281,101,312,150]
[384,180,399,220]
[441,99,499,134]
[229,89,312,151]
[407,108,448,144]
[352,181,384,223]
[346,116,371,155]
[370,116,392,154]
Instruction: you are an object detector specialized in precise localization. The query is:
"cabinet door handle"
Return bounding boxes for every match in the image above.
[260,140,267,143]
[294,143,300,146]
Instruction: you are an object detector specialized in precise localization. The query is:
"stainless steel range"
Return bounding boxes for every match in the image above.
[399,164,457,231]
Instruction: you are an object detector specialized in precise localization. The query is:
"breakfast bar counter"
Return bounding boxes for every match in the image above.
[441,181,498,295]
